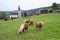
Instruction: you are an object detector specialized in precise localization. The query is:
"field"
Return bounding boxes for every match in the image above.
[0,13,60,40]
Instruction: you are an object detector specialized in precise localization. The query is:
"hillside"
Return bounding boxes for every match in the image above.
[0,13,60,40]
[0,3,60,16]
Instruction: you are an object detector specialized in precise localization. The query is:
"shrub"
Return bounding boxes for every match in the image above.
[36,13,40,15]
[4,16,8,21]
[24,12,27,17]
[0,12,7,19]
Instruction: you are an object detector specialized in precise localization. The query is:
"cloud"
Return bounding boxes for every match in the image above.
[0,0,60,11]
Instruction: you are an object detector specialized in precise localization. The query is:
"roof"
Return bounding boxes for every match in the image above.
[55,9,60,11]
[11,13,18,15]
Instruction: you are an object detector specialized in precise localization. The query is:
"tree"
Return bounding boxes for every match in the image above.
[24,12,27,17]
[52,2,58,10]
[0,12,6,19]
[0,12,8,21]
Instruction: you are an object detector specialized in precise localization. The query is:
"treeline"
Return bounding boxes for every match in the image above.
[0,12,8,21]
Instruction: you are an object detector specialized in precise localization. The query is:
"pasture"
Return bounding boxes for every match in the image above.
[0,13,60,40]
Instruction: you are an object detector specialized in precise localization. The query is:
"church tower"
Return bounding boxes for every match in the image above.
[18,5,21,17]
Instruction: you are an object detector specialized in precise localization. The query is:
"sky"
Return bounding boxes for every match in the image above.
[0,0,60,11]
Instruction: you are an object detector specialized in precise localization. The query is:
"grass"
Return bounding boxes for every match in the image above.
[0,13,60,40]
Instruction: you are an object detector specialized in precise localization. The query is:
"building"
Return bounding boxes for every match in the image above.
[40,7,53,14]
[9,5,21,19]
[18,5,21,17]
[54,9,60,13]
[9,12,18,19]
[40,9,48,14]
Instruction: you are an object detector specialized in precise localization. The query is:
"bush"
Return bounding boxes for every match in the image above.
[36,13,40,15]
[0,12,7,19]
[24,12,27,17]
[4,16,8,21]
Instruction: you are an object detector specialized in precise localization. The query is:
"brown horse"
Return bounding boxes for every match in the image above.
[18,23,28,34]
[36,21,44,29]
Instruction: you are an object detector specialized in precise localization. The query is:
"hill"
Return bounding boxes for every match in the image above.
[0,4,60,16]
[0,13,60,40]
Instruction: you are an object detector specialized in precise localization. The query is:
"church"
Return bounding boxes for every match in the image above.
[9,5,21,19]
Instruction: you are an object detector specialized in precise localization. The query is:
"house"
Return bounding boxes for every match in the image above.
[54,4,60,13]
[40,9,48,14]
[40,7,53,14]
[54,9,60,13]
[9,12,18,19]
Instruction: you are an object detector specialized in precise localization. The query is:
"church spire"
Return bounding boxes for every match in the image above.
[18,5,21,17]
[18,5,20,11]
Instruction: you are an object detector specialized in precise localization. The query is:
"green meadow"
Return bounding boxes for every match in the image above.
[0,13,60,40]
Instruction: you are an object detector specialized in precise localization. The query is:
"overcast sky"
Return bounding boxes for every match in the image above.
[0,0,60,11]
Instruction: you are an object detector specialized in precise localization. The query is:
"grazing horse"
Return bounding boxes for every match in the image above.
[24,23,28,30]
[29,20,34,26]
[18,23,28,34]
[36,21,44,29]
[24,19,30,23]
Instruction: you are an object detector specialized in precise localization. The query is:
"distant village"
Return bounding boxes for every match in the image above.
[0,3,60,20]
